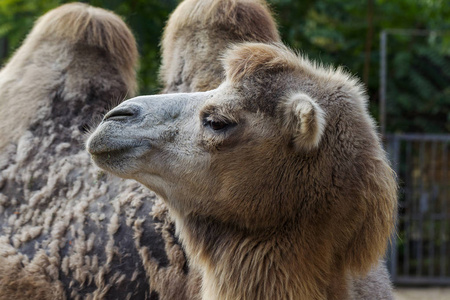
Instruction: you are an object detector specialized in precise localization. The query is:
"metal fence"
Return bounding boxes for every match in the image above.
[386,134,450,285]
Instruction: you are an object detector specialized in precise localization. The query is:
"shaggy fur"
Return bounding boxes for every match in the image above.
[0,3,137,152]
[0,1,284,299]
[88,1,397,300]
[282,92,327,151]
[1,0,396,299]
[0,3,195,300]
[160,0,280,93]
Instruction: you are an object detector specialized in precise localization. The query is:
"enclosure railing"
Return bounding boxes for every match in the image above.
[385,133,450,285]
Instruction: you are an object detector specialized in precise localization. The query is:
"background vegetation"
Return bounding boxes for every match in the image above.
[1,0,449,133]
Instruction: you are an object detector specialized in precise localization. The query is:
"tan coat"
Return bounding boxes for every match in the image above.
[89,0,397,299]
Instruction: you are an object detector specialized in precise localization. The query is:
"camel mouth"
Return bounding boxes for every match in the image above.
[87,118,153,156]
[87,140,152,157]
[87,138,152,175]
[86,131,152,165]
[87,139,150,156]
[89,145,144,158]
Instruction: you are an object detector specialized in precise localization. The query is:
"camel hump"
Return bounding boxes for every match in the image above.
[160,0,281,93]
[30,3,137,69]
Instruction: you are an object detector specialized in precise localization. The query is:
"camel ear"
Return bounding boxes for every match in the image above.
[282,92,326,151]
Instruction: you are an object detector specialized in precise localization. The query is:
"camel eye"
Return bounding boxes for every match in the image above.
[204,120,229,131]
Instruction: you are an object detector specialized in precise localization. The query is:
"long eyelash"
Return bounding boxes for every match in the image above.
[204,114,235,124]
[201,104,240,124]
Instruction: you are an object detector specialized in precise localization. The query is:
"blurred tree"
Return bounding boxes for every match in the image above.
[386,34,450,133]
[1,0,449,133]
[0,0,60,60]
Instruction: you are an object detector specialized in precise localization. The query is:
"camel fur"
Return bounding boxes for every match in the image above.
[0,3,193,299]
[0,1,293,299]
[0,0,396,299]
[88,1,398,299]
[160,0,280,93]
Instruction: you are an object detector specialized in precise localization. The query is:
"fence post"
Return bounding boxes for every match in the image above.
[387,134,400,280]
[379,30,387,136]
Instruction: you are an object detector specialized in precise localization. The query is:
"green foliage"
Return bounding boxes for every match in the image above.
[269,0,450,133]
[0,0,59,59]
[1,0,449,133]
[387,36,450,133]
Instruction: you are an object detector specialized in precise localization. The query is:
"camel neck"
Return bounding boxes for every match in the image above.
[176,216,345,300]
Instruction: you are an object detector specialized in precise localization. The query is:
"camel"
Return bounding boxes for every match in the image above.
[88,0,398,299]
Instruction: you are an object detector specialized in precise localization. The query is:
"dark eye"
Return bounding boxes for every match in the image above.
[204,120,229,131]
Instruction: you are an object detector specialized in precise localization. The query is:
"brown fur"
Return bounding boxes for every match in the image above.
[1,0,396,299]
[160,0,280,93]
[0,1,282,299]
[30,3,137,74]
[0,1,281,299]
[0,3,171,300]
[0,2,137,152]
[0,244,66,300]
[194,43,397,299]
[223,43,397,274]
[88,1,398,299]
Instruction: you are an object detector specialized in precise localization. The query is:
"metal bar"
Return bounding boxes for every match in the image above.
[394,277,450,285]
[417,141,425,277]
[379,31,387,136]
[392,135,401,175]
[383,29,450,36]
[440,142,448,277]
[403,141,412,276]
[404,214,450,220]
[379,28,450,282]
[384,134,450,284]
[429,141,437,277]
[390,135,400,278]
[385,134,450,142]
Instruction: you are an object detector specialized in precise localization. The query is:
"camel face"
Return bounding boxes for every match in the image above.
[89,42,395,249]
[88,91,213,193]
[88,82,295,225]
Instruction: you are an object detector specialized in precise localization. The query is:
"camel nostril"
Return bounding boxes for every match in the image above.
[103,105,140,121]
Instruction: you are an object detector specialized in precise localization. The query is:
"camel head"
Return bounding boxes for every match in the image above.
[87,43,330,228]
[88,43,396,287]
